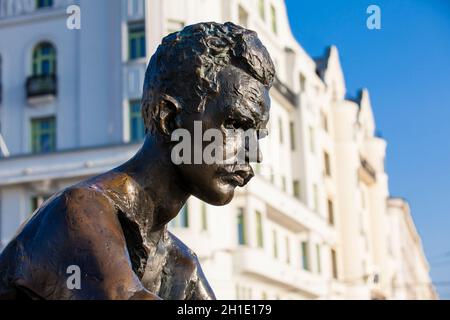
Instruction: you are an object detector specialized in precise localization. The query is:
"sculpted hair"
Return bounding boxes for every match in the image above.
[141,22,275,135]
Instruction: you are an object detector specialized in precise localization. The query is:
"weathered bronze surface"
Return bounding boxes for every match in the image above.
[0,22,275,300]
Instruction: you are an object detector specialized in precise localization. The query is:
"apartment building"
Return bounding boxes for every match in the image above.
[0,0,436,299]
[387,198,437,299]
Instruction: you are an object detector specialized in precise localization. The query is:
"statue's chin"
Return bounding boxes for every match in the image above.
[198,186,235,206]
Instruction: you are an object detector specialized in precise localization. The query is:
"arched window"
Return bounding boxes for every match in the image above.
[32,42,56,77]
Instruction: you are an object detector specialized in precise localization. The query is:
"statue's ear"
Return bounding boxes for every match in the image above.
[156,94,182,137]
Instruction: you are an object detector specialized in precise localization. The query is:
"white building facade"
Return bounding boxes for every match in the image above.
[0,0,436,299]
[387,198,437,300]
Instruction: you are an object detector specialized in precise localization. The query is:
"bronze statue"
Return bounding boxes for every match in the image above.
[0,22,275,300]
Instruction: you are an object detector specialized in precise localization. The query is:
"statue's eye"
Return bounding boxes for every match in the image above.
[224,117,254,131]
[224,119,243,130]
[224,119,237,130]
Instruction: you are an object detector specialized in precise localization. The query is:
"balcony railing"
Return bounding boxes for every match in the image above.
[26,74,57,101]
[273,76,297,106]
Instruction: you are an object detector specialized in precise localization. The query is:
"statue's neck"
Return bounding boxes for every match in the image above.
[114,135,190,232]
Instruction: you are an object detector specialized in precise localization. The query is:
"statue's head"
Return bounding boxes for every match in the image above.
[142,22,275,205]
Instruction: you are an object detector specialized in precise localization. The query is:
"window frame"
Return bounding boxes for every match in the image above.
[30,116,56,154]
[301,241,310,271]
[289,121,295,150]
[32,42,57,77]
[129,100,145,142]
[255,211,264,248]
[272,229,278,258]
[258,0,265,21]
[201,202,208,231]
[270,4,277,34]
[237,207,246,245]
[170,204,189,228]
[331,248,338,279]
[327,198,335,225]
[128,21,146,60]
[324,151,332,176]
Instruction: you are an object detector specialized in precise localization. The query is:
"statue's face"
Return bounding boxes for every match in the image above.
[173,65,270,205]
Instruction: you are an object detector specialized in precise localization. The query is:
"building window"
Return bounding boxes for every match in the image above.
[299,73,306,92]
[278,117,283,144]
[36,0,53,9]
[128,21,146,60]
[237,208,246,245]
[270,5,277,34]
[281,176,286,192]
[170,204,189,228]
[289,122,295,150]
[285,236,290,264]
[255,211,264,248]
[313,184,319,213]
[331,249,338,279]
[258,0,265,20]
[301,241,309,271]
[166,19,185,35]
[293,180,301,199]
[327,199,335,225]
[324,151,331,176]
[31,195,50,214]
[321,111,329,132]
[129,100,145,142]
[32,42,56,76]
[309,126,315,154]
[238,5,249,28]
[31,117,56,154]
[201,202,208,231]
[272,230,278,258]
[316,244,321,274]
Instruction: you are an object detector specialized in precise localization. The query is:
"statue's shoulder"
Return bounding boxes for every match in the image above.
[59,184,116,215]
[55,171,133,219]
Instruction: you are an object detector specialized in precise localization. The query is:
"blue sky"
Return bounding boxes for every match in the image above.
[284,0,450,298]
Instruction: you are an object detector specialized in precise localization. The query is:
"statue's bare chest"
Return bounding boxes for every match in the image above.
[138,234,198,299]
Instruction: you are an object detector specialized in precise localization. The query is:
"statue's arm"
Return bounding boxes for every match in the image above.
[39,188,160,300]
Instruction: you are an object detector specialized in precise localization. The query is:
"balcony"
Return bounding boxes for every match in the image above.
[233,247,327,297]
[359,157,376,185]
[26,74,57,105]
[240,175,335,241]
[273,76,297,106]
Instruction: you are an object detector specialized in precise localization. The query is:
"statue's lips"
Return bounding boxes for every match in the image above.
[219,166,254,187]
